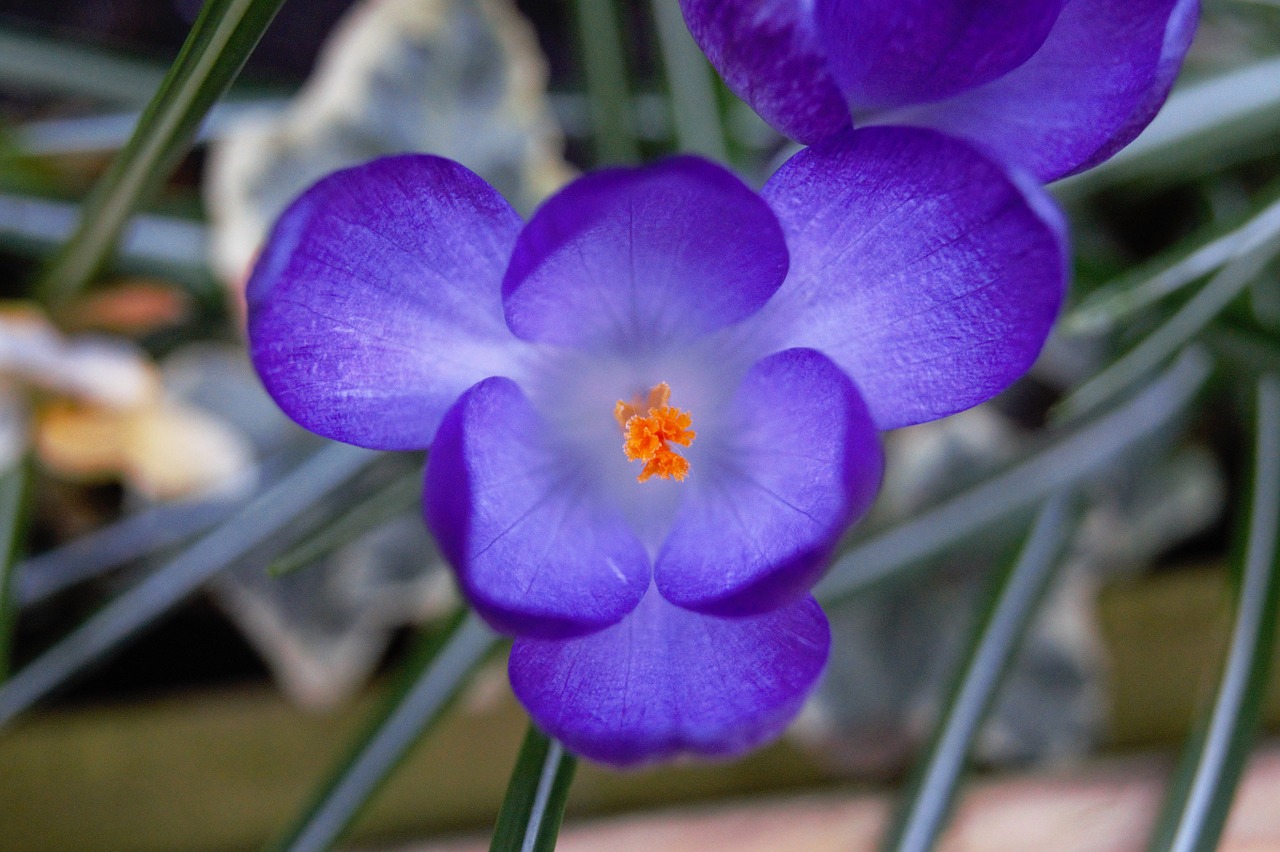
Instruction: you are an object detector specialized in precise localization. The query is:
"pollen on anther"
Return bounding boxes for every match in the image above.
[615,382,696,483]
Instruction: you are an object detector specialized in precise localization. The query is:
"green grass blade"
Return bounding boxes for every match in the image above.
[0,443,375,729]
[274,611,498,852]
[15,452,296,607]
[1147,373,1280,852]
[268,471,422,577]
[815,348,1211,605]
[651,0,729,161]
[0,460,31,683]
[1055,242,1279,423]
[0,26,165,104]
[881,495,1076,852]
[1062,194,1280,336]
[16,492,240,607]
[35,0,286,305]
[572,0,639,165]
[1204,323,1280,376]
[11,99,286,157]
[489,725,578,852]
[0,191,209,283]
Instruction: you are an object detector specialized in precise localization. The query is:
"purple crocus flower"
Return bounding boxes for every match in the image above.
[680,0,1198,182]
[247,126,1066,765]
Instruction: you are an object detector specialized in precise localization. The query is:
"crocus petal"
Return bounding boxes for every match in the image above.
[814,0,1065,109]
[425,377,650,638]
[893,0,1199,182]
[247,155,523,450]
[510,588,830,766]
[679,0,850,145]
[656,348,881,615]
[761,127,1067,430]
[502,157,788,351]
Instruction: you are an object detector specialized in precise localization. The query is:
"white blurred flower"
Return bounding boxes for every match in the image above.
[0,304,253,500]
[206,0,572,289]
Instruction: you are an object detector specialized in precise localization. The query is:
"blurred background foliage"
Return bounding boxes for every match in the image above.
[0,1,1278,850]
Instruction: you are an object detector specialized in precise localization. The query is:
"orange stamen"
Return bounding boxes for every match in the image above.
[615,382,696,482]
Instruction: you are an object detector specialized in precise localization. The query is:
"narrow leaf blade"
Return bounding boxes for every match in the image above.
[572,0,639,164]
[36,0,286,304]
[651,0,728,161]
[0,443,375,728]
[274,610,498,852]
[882,495,1076,852]
[1062,194,1280,336]
[490,725,578,852]
[16,490,240,607]
[0,461,30,683]
[1147,373,1280,852]
[267,470,422,577]
[0,26,164,104]
[816,348,1211,604]
[1055,243,1278,423]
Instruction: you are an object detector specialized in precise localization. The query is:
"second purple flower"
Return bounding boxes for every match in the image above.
[680,0,1198,182]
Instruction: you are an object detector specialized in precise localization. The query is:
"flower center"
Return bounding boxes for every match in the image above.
[614,382,696,483]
